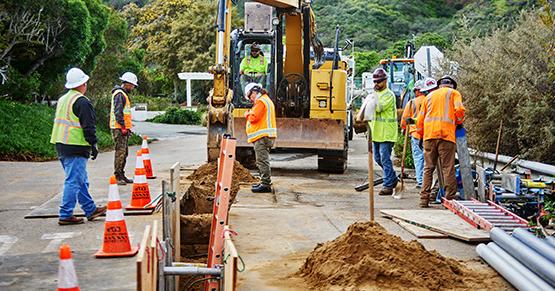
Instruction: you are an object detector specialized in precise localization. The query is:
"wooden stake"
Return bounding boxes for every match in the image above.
[493,119,504,171]
[367,125,374,222]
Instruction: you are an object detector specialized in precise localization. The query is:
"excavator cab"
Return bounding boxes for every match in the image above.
[207,0,350,173]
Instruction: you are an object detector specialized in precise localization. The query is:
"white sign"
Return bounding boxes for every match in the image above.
[414,46,444,78]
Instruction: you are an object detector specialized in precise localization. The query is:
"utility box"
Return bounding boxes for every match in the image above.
[245,2,273,33]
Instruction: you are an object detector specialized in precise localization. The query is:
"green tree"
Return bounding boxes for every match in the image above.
[354,51,382,77]
[414,32,450,51]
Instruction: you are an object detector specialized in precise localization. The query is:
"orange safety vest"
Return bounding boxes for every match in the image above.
[401,94,425,140]
[245,94,277,143]
[416,87,465,144]
[109,89,133,129]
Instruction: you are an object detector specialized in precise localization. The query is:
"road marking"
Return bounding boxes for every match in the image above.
[41,232,81,253]
[0,235,17,256]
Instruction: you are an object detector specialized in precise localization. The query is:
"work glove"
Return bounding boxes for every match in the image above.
[121,128,128,136]
[456,124,464,130]
[406,118,415,125]
[91,145,98,160]
[418,139,423,150]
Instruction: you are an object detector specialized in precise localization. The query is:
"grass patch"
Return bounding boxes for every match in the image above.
[147,107,202,125]
[0,100,140,161]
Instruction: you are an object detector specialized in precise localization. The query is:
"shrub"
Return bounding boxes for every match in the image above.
[394,130,414,169]
[444,11,555,164]
[147,107,202,125]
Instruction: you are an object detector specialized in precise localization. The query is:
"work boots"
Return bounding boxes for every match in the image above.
[58,216,84,225]
[379,188,394,196]
[251,184,272,193]
[87,206,107,221]
[116,174,133,185]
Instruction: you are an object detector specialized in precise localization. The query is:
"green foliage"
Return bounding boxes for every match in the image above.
[353,51,383,77]
[0,68,41,102]
[414,32,450,51]
[132,95,175,111]
[148,107,202,125]
[0,0,111,101]
[394,130,414,169]
[446,11,555,164]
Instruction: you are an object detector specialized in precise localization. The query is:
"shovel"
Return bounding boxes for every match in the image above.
[393,128,410,199]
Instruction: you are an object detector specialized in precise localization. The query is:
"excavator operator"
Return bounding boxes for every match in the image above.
[240,42,268,91]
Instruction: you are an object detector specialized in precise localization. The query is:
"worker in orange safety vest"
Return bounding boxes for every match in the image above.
[416,75,465,207]
[244,82,277,193]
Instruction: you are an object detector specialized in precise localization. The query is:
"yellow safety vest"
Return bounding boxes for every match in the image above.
[50,90,89,146]
[240,55,268,74]
[110,89,133,129]
[246,94,277,143]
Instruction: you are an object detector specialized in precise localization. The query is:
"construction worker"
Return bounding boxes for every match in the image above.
[240,43,268,90]
[401,77,437,188]
[110,72,138,185]
[50,68,106,225]
[244,82,277,193]
[416,75,465,207]
[370,68,398,195]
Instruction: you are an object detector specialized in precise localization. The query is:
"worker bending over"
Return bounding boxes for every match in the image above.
[244,83,277,193]
[370,68,398,196]
[240,43,268,90]
[110,72,138,185]
[50,68,106,225]
[401,78,437,188]
[416,75,465,208]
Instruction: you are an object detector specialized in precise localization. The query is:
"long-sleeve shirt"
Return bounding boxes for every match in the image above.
[111,86,128,128]
[56,96,97,158]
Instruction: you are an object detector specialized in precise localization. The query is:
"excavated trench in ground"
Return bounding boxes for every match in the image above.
[177,161,256,290]
[178,160,257,256]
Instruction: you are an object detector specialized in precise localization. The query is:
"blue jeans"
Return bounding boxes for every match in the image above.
[373,142,397,188]
[411,137,425,186]
[59,156,96,219]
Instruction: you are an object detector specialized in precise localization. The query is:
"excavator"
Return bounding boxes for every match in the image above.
[206,0,350,173]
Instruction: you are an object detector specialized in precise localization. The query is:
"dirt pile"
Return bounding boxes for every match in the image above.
[300,222,502,290]
[179,161,257,259]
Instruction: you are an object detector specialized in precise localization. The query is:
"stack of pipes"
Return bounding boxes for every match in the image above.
[477,228,555,290]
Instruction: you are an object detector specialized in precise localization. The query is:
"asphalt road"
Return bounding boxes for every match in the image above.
[0,121,502,290]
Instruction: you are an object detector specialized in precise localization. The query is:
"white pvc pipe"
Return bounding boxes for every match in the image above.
[469,149,555,176]
[513,228,555,264]
[487,242,554,291]
[491,227,555,286]
[477,244,541,291]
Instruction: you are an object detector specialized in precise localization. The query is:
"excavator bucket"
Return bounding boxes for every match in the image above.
[232,117,345,150]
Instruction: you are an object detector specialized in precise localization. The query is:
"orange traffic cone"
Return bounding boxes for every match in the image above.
[141,136,156,179]
[58,244,80,291]
[96,176,139,257]
[126,151,154,210]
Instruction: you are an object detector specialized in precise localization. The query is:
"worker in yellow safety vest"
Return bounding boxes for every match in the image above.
[50,68,106,225]
[240,42,268,91]
[110,72,138,185]
[416,75,465,207]
[244,82,277,193]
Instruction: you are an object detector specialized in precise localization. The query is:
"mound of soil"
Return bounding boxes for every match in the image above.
[300,222,501,290]
[183,160,258,210]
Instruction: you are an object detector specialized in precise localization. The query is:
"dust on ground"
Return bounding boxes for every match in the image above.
[298,222,509,290]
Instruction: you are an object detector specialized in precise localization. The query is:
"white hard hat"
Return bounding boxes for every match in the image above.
[120,72,138,87]
[244,82,262,99]
[420,77,437,92]
[65,68,89,89]
[413,79,424,91]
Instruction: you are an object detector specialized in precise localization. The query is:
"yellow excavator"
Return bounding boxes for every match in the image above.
[207,0,350,173]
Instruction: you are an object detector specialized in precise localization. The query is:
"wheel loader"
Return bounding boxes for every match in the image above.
[206,0,350,173]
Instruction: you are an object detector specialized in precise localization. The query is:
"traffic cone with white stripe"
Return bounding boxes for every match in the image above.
[96,176,138,257]
[141,136,156,179]
[126,151,155,210]
[58,244,79,291]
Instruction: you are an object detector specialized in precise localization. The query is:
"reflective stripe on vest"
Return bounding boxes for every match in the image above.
[110,89,133,129]
[246,95,276,143]
[424,89,453,124]
[50,91,89,146]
